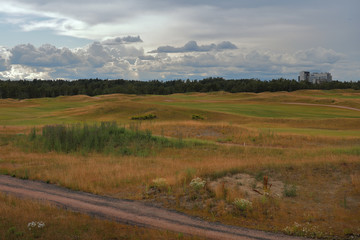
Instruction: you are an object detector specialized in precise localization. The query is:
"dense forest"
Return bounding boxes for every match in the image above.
[0,78,359,99]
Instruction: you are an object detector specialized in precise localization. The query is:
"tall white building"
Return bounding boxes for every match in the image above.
[298,71,332,84]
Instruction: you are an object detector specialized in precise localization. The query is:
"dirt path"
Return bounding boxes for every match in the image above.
[0,175,306,240]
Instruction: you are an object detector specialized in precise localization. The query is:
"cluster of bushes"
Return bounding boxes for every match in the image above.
[192,114,204,120]
[26,122,181,156]
[131,114,157,120]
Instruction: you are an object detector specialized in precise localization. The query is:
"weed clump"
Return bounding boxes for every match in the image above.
[283,184,297,197]
[233,198,252,213]
[151,178,168,190]
[283,222,326,238]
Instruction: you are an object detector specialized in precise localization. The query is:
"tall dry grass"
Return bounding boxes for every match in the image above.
[1,132,359,198]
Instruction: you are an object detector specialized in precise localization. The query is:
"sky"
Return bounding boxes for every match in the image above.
[0,0,359,81]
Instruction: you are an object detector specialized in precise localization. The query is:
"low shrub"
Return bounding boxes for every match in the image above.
[233,198,252,216]
[131,114,157,120]
[189,177,206,192]
[192,114,204,120]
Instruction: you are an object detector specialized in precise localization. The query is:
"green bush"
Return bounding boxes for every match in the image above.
[189,177,206,192]
[192,114,204,120]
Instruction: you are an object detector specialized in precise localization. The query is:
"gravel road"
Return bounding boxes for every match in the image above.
[0,175,306,240]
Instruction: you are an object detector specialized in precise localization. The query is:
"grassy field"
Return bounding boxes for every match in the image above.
[0,89,360,239]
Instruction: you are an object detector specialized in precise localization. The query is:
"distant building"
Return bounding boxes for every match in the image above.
[298,71,332,84]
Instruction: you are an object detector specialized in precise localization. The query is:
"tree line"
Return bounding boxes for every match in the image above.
[0,78,359,99]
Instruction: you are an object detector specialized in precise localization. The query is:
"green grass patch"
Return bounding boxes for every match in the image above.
[0,99,92,125]
[331,147,360,156]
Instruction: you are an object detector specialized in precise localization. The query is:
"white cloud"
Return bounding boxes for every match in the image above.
[0,40,347,80]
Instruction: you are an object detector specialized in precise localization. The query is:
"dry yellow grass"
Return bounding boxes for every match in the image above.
[0,193,203,240]
[351,174,360,194]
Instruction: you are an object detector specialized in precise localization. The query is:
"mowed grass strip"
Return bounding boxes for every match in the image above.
[0,97,94,125]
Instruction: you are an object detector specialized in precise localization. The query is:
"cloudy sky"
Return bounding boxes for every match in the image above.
[0,0,359,81]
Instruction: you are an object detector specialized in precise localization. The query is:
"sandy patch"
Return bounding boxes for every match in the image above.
[208,173,285,199]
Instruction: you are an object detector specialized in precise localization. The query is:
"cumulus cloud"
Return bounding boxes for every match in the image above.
[1,41,145,79]
[149,41,237,53]
[10,44,81,67]
[0,39,346,81]
[0,64,51,79]
[101,36,143,45]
